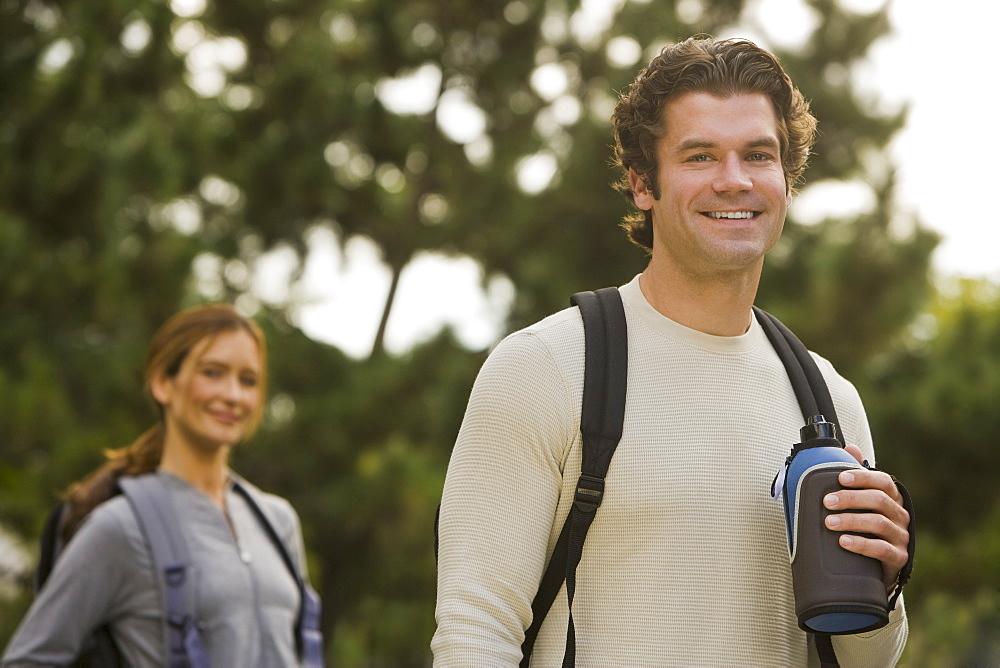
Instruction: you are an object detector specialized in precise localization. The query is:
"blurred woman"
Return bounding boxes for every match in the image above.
[3,304,322,667]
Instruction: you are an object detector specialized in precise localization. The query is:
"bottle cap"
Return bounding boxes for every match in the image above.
[800,414,838,442]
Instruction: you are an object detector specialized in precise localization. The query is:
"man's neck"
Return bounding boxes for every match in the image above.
[638,258,762,337]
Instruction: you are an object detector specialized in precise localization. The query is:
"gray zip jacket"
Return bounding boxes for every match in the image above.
[3,470,307,667]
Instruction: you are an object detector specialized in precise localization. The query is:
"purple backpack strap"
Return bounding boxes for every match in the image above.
[118,475,210,668]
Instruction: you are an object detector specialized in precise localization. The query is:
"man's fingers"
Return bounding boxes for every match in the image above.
[824,502,908,544]
[830,531,908,585]
[825,485,910,528]
[838,466,904,507]
[824,469,911,588]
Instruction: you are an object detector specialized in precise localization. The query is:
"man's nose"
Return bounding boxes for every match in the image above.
[713,154,752,192]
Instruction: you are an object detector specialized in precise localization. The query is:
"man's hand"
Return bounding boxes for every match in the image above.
[823,444,910,589]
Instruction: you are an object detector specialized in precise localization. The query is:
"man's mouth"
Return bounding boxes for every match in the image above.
[703,211,757,219]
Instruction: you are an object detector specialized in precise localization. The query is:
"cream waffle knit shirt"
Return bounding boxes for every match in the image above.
[432,275,907,667]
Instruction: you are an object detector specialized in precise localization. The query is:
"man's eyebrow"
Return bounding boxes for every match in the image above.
[675,139,714,153]
[747,136,780,150]
[674,137,780,152]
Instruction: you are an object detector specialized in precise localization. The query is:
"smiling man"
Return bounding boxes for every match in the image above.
[433,37,911,666]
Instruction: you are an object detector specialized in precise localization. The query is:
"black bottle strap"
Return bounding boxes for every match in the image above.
[753,307,843,445]
[888,477,916,610]
[815,633,839,667]
[754,307,843,667]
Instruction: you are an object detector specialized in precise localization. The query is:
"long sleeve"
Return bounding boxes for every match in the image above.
[2,503,148,666]
[828,599,908,667]
[432,326,579,665]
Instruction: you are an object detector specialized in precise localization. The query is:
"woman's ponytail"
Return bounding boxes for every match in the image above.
[60,423,165,542]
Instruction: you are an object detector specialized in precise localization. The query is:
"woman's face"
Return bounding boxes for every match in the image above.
[153,329,263,452]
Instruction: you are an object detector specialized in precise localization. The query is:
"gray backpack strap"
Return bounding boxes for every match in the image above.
[118,475,210,668]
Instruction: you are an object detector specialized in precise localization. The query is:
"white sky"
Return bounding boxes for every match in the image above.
[286,0,1000,357]
[863,0,1000,282]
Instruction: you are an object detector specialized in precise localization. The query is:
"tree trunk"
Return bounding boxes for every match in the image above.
[371,261,402,358]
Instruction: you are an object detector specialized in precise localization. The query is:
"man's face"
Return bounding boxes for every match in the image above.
[631,92,790,278]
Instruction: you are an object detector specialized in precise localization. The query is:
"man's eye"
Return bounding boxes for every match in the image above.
[687,154,711,162]
[748,152,771,161]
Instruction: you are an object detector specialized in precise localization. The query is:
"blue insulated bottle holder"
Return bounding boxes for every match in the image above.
[773,415,889,635]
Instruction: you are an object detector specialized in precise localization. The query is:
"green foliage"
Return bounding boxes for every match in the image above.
[236,323,483,662]
[901,588,1000,667]
[859,282,1000,664]
[898,504,1000,665]
[865,281,1000,535]
[760,182,939,379]
[1,0,995,663]
[0,590,32,644]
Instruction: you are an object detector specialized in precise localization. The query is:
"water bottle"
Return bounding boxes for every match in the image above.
[774,415,889,635]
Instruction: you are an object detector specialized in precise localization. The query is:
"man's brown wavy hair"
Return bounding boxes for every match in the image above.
[611,36,818,250]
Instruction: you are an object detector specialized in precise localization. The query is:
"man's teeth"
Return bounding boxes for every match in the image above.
[707,211,755,219]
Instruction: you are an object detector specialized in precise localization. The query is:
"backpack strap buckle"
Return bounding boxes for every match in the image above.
[574,474,605,512]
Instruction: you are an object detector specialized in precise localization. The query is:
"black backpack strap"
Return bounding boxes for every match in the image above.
[520,287,628,667]
[231,477,325,668]
[35,502,66,592]
[118,475,209,668]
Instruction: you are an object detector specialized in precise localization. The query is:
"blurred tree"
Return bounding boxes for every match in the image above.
[865,280,1000,535]
[859,280,1000,664]
[0,0,210,532]
[236,321,485,663]
[1,0,990,664]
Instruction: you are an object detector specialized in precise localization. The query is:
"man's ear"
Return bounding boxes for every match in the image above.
[629,168,654,210]
[150,373,172,406]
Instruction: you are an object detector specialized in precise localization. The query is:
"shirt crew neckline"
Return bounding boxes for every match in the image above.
[618,274,763,354]
[155,468,237,501]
